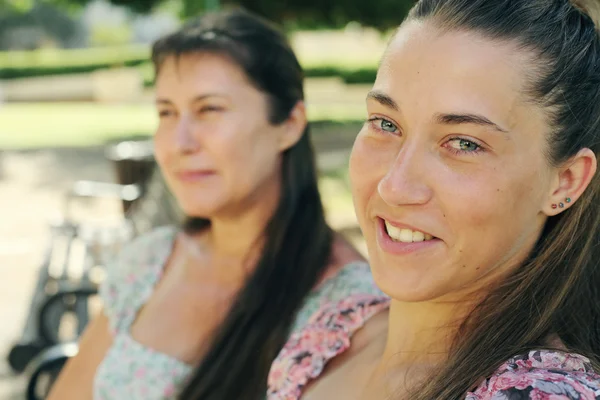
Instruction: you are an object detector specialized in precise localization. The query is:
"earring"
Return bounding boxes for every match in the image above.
[560,197,573,208]
[552,198,571,210]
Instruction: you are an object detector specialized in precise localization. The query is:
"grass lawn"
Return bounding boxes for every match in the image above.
[0,102,366,149]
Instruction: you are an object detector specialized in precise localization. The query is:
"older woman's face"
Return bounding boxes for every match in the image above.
[153,53,288,219]
[350,22,557,302]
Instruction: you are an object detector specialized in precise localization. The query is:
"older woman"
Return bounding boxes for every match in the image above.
[48,9,383,400]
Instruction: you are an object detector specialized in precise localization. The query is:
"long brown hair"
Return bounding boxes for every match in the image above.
[152,9,334,400]
[396,0,600,398]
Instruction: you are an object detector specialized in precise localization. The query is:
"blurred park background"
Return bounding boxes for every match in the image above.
[0,0,414,398]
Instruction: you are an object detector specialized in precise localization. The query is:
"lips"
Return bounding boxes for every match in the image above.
[375,217,442,255]
[176,169,215,182]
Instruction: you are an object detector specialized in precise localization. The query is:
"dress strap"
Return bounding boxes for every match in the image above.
[268,294,390,399]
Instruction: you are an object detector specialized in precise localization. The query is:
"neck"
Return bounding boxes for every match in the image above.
[203,172,282,274]
[207,211,268,263]
[371,295,482,388]
[381,299,466,366]
[379,260,519,370]
[356,299,470,399]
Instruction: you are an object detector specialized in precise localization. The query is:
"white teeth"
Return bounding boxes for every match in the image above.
[385,223,403,241]
[384,221,434,243]
[399,229,413,242]
[412,231,425,242]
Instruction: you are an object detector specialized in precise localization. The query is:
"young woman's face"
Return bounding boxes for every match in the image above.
[153,53,290,219]
[350,22,557,302]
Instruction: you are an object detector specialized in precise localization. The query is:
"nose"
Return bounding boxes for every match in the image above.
[174,114,200,154]
[377,145,433,207]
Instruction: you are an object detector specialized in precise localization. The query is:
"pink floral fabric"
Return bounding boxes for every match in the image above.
[467,350,600,399]
[93,226,387,400]
[268,294,391,399]
[268,295,600,400]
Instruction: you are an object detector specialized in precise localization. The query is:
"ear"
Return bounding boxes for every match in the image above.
[278,101,307,152]
[544,148,597,215]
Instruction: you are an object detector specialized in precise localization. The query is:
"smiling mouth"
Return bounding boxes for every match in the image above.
[382,219,436,243]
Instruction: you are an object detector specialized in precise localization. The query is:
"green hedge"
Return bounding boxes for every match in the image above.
[0,45,150,80]
[0,45,378,84]
[140,64,376,87]
[338,68,377,84]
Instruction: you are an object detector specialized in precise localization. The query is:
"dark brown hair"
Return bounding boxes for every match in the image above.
[394,0,600,398]
[151,8,333,400]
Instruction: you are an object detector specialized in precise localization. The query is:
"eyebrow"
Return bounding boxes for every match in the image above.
[155,94,226,105]
[435,113,508,133]
[366,90,399,111]
[367,90,508,134]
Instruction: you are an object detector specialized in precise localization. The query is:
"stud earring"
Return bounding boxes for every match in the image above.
[552,197,572,210]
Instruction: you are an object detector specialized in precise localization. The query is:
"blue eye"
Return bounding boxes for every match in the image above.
[381,119,397,132]
[446,138,483,154]
[368,117,399,134]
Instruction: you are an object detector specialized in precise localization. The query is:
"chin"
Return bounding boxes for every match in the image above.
[369,253,452,303]
[178,202,219,220]
[374,278,442,303]
[174,190,225,218]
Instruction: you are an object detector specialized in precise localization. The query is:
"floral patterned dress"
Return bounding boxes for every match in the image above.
[268,293,600,399]
[93,226,387,400]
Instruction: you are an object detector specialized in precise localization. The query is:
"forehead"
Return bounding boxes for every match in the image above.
[155,52,252,94]
[376,21,543,132]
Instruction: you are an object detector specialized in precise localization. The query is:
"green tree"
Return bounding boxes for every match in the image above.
[0,0,36,13]
[26,0,415,30]
[220,0,415,30]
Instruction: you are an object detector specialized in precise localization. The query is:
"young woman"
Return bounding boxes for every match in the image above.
[268,0,600,398]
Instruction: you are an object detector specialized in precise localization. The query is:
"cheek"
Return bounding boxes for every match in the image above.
[217,125,280,189]
[153,129,172,172]
[449,163,543,229]
[349,133,396,220]
[349,137,374,209]
[441,159,547,274]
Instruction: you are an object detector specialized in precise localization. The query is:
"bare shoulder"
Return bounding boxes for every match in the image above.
[47,313,113,400]
[300,309,390,399]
